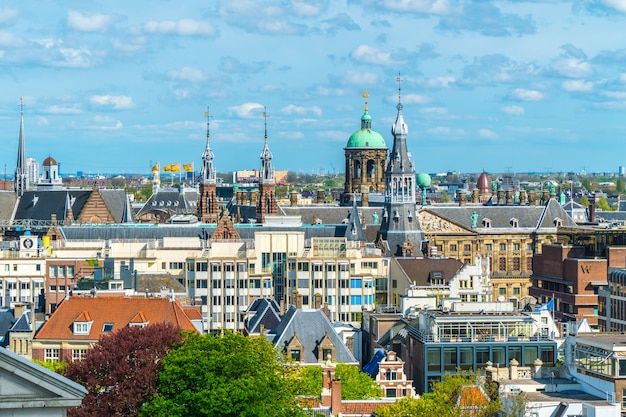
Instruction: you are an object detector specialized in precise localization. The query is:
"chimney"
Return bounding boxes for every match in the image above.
[331,378,342,415]
[497,190,504,205]
[321,367,335,406]
[14,303,27,319]
[361,190,369,207]
[314,293,322,309]
[280,298,285,316]
[290,191,298,207]
[317,189,325,203]
[346,336,354,355]
[297,293,304,309]
[542,191,550,205]
[471,189,479,203]
[589,193,596,223]
[458,191,467,206]
[505,190,513,205]
[529,191,537,206]
[519,190,527,205]
[51,213,57,226]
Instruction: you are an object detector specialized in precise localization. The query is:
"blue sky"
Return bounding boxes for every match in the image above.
[2,1,626,177]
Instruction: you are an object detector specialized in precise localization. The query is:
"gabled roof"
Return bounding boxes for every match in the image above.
[0,309,15,346]
[14,190,91,223]
[244,298,281,335]
[35,296,197,341]
[0,191,17,223]
[136,187,198,217]
[344,201,366,242]
[9,310,32,332]
[0,347,87,410]
[269,306,357,364]
[394,257,464,286]
[98,189,131,223]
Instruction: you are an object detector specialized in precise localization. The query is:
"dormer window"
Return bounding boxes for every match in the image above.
[102,323,114,332]
[407,211,413,223]
[73,321,92,335]
[510,218,519,228]
[482,218,491,228]
[129,312,149,328]
[393,211,400,223]
[554,217,563,227]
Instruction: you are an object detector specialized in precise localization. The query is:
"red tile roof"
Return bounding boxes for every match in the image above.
[35,296,198,341]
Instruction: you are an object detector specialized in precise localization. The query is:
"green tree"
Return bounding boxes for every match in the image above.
[579,194,590,207]
[440,193,451,203]
[581,178,592,191]
[597,196,614,211]
[335,363,382,400]
[141,331,306,417]
[375,372,510,417]
[616,178,625,194]
[291,364,380,400]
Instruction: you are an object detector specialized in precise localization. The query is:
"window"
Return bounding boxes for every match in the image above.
[427,348,441,372]
[67,265,74,277]
[386,388,397,398]
[36,264,41,271]
[485,244,492,251]
[196,262,208,271]
[72,349,87,361]
[291,349,301,362]
[499,257,507,271]
[385,368,397,380]
[45,348,60,362]
[169,262,184,269]
[499,287,506,296]
[450,244,457,252]
[513,287,521,295]
[49,265,57,278]
[513,243,520,251]
[212,296,221,306]
[297,262,309,272]
[196,279,208,289]
[102,323,114,332]
[225,296,234,305]
[73,322,91,335]
[350,278,362,288]
[527,258,533,271]
[350,295,362,305]
[512,258,521,271]
[59,266,66,278]
[212,280,221,289]
[500,243,506,251]
[464,244,471,252]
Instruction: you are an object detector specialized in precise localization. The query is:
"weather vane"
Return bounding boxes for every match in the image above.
[361,90,369,112]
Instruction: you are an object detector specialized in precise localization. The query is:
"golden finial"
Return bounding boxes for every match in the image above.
[361,90,369,112]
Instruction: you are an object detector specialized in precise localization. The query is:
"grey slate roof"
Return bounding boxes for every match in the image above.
[244,298,281,335]
[423,199,577,230]
[0,191,17,224]
[0,309,14,347]
[9,311,32,332]
[99,190,132,223]
[136,187,199,217]
[393,257,464,286]
[13,190,91,223]
[280,205,383,226]
[269,306,357,364]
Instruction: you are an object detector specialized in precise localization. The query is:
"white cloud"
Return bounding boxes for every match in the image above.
[379,0,451,14]
[90,95,134,109]
[290,0,325,17]
[167,67,207,82]
[603,0,626,13]
[427,126,451,135]
[602,90,626,99]
[342,70,378,85]
[421,107,447,115]
[45,105,82,115]
[552,58,593,78]
[509,88,544,101]
[0,7,18,25]
[92,115,123,130]
[67,10,113,32]
[281,104,322,117]
[351,45,399,65]
[229,102,265,118]
[561,79,594,92]
[478,128,498,139]
[0,30,24,47]
[144,19,216,36]
[401,93,429,104]
[56,46,96,68]
[424,76,456,88]
[501,105,525,115]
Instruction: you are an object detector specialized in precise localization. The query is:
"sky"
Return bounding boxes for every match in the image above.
[2,1,626,177]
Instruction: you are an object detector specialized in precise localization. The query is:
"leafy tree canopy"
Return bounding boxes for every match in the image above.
[140,331,307,417]
[290,363,381,400]
[64,322,183,417]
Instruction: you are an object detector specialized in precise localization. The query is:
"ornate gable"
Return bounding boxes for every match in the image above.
[77,189,115,224]
[419,210,472,234]
[212,212,241,241]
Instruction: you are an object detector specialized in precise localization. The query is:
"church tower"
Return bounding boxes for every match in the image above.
[256,109,278,223]
[14,99,27,197]
[377,76,425,257]
[197,107,220,223]
[342,91,387,203]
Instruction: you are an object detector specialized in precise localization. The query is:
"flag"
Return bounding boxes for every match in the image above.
[163,164,171,172]
[151,163,159,172]
[535,298,554,312]
[183,163,193,172]
[170,163,181,172]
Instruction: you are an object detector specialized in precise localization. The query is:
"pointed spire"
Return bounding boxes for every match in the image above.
[392,73,408,137]
[201,106,216,184]
[14,98,27,197]
[345,198,366,242]
[259,107,274,184]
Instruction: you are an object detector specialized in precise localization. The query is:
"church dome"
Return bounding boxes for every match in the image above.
[346,111,386,149]
[477,171,491,194]
[42,156,57,166]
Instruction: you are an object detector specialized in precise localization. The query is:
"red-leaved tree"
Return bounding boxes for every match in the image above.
[64,322,184,417]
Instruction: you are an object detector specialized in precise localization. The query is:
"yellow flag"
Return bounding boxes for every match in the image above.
[151,163,159,172]
[163,164,171,172]
[170,163,181,172]
[183,163,193,172]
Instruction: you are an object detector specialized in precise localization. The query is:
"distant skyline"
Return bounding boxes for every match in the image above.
[2,1,626,176]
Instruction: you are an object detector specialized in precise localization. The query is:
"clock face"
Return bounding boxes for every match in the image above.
[23,238,33,249]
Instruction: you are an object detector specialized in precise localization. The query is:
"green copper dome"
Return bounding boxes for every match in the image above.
[346,111,387,148]
[417,172,432,188]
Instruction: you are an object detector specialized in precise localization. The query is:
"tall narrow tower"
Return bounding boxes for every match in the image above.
[197,107,220,223]
[377,76,425,257]
[256,108,278,223]
[14,98,27,197]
